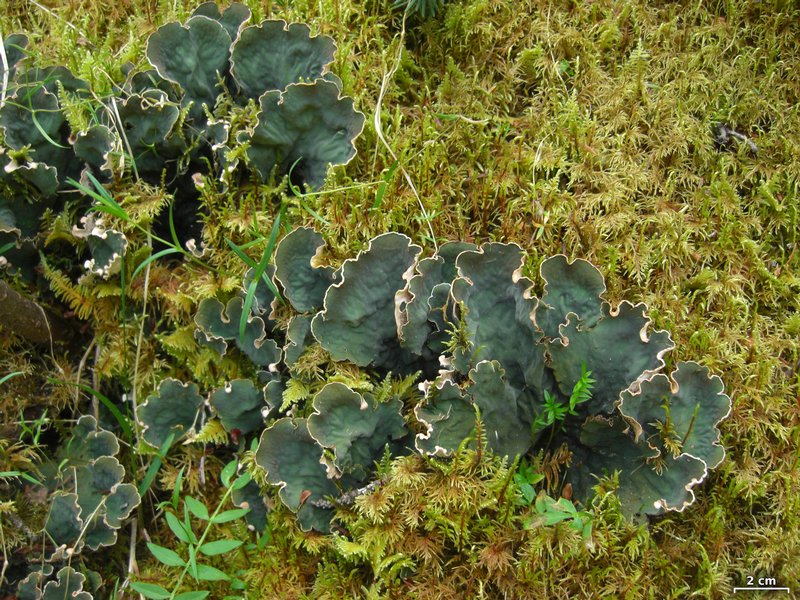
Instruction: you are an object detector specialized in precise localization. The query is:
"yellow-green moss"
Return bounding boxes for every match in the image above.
[1,0,798,596]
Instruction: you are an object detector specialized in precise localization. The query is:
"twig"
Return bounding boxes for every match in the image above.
[0,30,9,109]
[122,518,139,593]
[27,0,95,47]
[74,337,97,408]
[0,518,8,588]
[130,231,153,427]
[373,9,438,251]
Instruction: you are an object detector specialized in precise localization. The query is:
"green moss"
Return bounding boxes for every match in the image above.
[2,0,799,596]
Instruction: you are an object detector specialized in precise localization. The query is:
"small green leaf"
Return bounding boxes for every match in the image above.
[210,508,250,523]
[581,521,593,542]
[188,544,199,581]
[174,592,210,600]
[198,539,243,556]
[182,509,199,544]
[165,511,191,544]
[130,582,171,599]
[554,498,577,513]
[534,492,556,514]
[147,542,185,567]
[195,564,231,582]
[138,432,176,498]
[232,472,252,490]
[517,482,535,504]
[185,496,210,520]
[373,159,398,209]
[230,578,247,590]
[538,511,571,526]
[172,467,185,509]
[220,460,237,488]
[131,247,183,282]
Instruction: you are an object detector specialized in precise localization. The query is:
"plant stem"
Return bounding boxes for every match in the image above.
[167,486,235,599]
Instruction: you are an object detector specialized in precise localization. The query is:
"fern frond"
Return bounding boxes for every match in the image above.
[191,418,229,445]
[280,378,311,412]
[41,258,96,320]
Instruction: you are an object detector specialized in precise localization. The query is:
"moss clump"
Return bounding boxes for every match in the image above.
[1,0,798,597]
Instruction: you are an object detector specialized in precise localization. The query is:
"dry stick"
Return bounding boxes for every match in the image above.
[373,11,438,252]
[77,80,147,598]
[0,31,9,109]
[529,137,547,245]
[27,0,95,47]
[74,337,97,408]
[128,519,139,580]
[92,343,101,414]
[109,101,150,600]
[0,518,7,590]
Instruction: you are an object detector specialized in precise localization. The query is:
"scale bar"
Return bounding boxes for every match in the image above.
[732,587,790,592]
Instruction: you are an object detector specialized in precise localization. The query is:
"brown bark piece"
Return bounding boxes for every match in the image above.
[0,280,71,344]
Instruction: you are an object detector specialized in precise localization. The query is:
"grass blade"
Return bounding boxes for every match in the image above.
[373,159,399,209]
[224,238,258,271]
[46,377,133,441]
[138,433,175,498]
[0,241,18,256]
[131,248,183,282]
[238,207,285,339]
[0,371,24,386]
[66,177,129,221]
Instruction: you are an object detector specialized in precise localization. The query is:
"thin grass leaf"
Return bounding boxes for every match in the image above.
[0,371,24,386]
[66,177,129,220]
[0,470,42,485]
[131,248,183,282]
[172,467,185,509]
[138,433,175,498]
[28,106,69,149]
[120,251,127,373]
[373,159,398,209]
[168,201,181,250]
[297,198,330,226]
[224,238,259,271]
[235,236,267,251]
[46,378,133,441]
[239,214,282,338]
[130,582,171,599]
[286,158,305,197]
